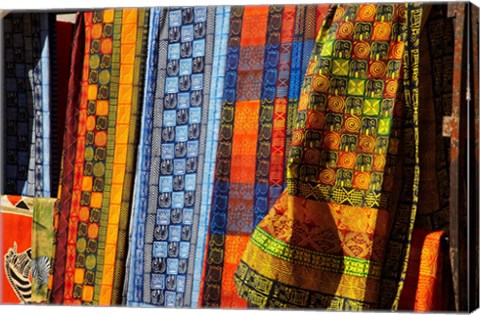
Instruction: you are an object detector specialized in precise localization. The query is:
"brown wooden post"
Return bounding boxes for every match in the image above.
[447,2,467,312]
[469,2,479,311]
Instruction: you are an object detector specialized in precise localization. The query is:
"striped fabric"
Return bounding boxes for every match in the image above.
[125,6,220,307]
[199,5,329,308]
[51,9,149,306]
[50,13,86,304]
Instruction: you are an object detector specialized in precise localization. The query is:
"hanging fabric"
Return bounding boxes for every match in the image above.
[199,4,329,308]
[50,12,86,304]
[0,195,34,304]
[50,9,149,306]
[3,13,57,197]
[124,6,225,307]
[0,195,57,304]
[398,229,449,311]
[31,198,57,303]
[234,3,423,310]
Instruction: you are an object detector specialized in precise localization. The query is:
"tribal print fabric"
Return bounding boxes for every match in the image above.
[3,13,57,197]
[0,3,458,311]
[234,3,423,310]
[50,9,149,306]
[31,198,57,303]
[198,5,329,308]
[125,6,217,307]
[0,196,34,304]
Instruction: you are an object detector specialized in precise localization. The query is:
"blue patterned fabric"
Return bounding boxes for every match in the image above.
[3,13,54,197]
[125,8,163,306]
[190,6,231,307]
[125,6,224,307]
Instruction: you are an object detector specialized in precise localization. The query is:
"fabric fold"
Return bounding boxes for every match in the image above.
[3,13,56,197]
[51,9,150,306]
[125,6,221,307]
[234,4,423,310]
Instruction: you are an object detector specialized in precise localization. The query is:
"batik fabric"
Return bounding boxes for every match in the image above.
[0,195,34,304]
[3,13,57,197]
[125,6,219,307]
[31,198,57,303]
[51,9,149,306]
[200,4,329,308]
[50,13,86,304]
[398,229,449,311]
[396,5,454,311]
[234,3,423,310]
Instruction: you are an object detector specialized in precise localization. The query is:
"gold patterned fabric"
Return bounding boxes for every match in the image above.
[234,3,423,310]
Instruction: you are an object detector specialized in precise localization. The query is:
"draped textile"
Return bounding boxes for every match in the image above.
[234,3,423,310]
[51,9,149,306]
[50,13,85,304]
[124,6,229,308]
[398,229,448,311]
[31,198,57,303]
[396,5,454,311]
[3,13,56,197]
[0,195,34,304]
[200,5,329,308]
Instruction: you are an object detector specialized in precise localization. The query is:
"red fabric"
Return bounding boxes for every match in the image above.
[50,14,85,304]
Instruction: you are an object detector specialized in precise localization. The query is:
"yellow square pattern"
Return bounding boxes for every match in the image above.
[74,268,85,284]
[320,40,334,57]
[348,79,365,96]
[378,118,391,135]
[82,285,94,302]
[363,99,380,116]
[332,59,350,77]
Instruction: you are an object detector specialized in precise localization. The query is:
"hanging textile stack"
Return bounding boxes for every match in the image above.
[0,2,478,312]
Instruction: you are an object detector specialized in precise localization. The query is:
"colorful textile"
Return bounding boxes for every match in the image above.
[0,195,34,304]
[31,198,57,303]
[234,3,423,310]
[396,6,453,312]
[398,229,447,312]
[50,13,85,304]
[414,4,452,231]
[200,5,329,308]
[125,6,219,307]
[3,13,56,197]
[52,9,149,306]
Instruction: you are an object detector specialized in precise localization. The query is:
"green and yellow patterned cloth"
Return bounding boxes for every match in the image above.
[234,3,423,310]
[31,198,57,303]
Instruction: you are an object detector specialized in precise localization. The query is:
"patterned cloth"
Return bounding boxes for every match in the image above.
[234,3,423,310]
[0,196,34,304]
[0,4,455,311]
[3,13,57,197]
[200,5,329,308]
[396,5,453,312]
[51,9,149,306]
[398,229,448,312]
[50,13,85,304]
[125,6,219,307]
[31,198,57,303]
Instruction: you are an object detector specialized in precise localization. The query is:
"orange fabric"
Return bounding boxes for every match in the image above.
[399,229,446,312]
[0,196,34,304]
